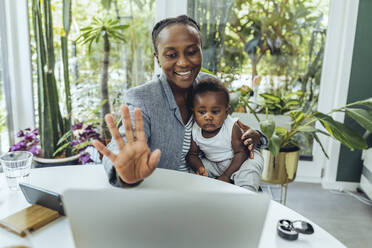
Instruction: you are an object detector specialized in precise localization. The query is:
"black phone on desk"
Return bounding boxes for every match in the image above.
[19,183,65,216]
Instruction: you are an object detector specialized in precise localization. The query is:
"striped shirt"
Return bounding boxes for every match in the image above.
[178,117,193,172]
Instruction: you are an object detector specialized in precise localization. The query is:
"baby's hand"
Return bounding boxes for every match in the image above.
[196,167,208,177]
[217,174,230,183]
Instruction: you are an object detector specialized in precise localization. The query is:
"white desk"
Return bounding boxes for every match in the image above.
[0,165,345,248]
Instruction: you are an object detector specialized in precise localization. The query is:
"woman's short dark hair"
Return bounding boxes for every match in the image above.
[190,78,230,107]
[152,15,201,54]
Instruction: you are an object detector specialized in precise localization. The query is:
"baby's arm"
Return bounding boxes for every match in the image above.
[218,123,249,182]
[186,139,208,177]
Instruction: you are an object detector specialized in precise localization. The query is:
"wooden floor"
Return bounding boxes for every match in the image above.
[263,182,372,248]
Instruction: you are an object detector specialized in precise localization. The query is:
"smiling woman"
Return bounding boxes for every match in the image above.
[95,16,212,186]
[93,15,267,190]
[155,24,202,123]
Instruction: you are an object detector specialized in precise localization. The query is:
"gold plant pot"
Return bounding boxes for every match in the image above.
[261,147,300,184]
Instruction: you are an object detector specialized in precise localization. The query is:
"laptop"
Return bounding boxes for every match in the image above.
[62,188,270,248]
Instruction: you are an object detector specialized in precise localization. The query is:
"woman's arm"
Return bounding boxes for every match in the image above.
[217,124,249,182]
[186,139,208,176]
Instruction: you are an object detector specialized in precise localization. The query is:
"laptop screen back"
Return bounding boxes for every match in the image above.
[63,188,269,248]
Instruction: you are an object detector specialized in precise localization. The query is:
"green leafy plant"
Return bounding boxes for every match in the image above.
[77,17,129,139]
[230,0,318,80]
[31,0,72,158]
[257,98,372,157]
[256,91,304,115]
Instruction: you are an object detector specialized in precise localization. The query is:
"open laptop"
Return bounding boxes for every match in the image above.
[62,188,270,248]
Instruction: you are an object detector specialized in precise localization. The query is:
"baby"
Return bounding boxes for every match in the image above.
[186,78,263,191]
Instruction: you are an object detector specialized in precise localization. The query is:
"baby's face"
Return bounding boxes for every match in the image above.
[193,91,229,134]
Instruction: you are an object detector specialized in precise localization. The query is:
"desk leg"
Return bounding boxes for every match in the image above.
[280,184,283,204]
[283,183,288,205]
[280,184,288,206]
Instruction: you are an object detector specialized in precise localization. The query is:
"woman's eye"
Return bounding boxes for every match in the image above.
[187,50,198,56]
[212,110,221,115]
[198,111,205,115]
[165,53,177,58]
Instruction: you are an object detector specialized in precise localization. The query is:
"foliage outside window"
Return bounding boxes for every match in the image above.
[28,0,155,127]
[188,0,329,157]
[27,0,155,157]
[24,0,328,159]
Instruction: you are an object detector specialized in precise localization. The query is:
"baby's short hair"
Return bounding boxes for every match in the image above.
[190,77,230,107]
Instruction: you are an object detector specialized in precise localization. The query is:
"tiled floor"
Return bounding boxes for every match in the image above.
[264,182,372,248]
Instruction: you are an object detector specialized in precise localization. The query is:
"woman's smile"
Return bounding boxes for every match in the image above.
[174,70,193,80]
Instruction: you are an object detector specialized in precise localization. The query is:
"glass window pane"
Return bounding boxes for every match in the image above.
[28,0,155,135]
[188,0,329,159]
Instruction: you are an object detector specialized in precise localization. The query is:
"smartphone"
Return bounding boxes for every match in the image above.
[19,183,65,216]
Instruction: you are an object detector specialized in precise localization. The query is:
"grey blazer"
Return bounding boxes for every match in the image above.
[102,72,214,186]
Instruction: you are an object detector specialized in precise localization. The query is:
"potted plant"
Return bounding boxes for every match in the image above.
[10,121,102,167]
[29,0,74,163]
[252,97,372,185]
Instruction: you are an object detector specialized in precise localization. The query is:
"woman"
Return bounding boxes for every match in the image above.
[93,15,267,189]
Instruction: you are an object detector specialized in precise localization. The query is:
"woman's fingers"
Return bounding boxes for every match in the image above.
[145,149,161,174]
[242,129,260,144]
[241,131,251,140]
[121,105,135,143]
[134,108,146,142]
[243,138,253,147]
[242,132,256,159]
[236,120,249,133]
[93,139,117,162]
[105,114,125,150]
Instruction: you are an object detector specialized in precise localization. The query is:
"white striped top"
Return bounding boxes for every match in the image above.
[178,117,194,172]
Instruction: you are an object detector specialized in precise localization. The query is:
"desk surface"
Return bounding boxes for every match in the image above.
[0,165,345,248]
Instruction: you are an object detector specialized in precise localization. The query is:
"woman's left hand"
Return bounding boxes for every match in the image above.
[236,120,261,159]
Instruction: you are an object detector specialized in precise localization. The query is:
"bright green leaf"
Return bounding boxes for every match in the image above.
[314,112,367,150]
[297,126,317,132]
[345,108,372,133]
[275,126,288,137]
[284,99,301,109]
[260,119,275,139]
[260,93,281,103]
[269,133,281,156]
[352,97,372,110]
[53,142,70,157]
[57,129,73,146]
[314,133,329,159]
[284,91,303,100]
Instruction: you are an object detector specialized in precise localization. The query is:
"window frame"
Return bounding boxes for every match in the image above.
[0,0,13,147]
[0,0,34,146]
[318,0,360,189]
[2,0,359,185]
